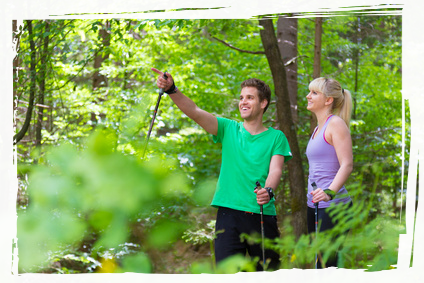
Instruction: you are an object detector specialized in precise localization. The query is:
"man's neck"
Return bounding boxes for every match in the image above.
[243,118,267,135]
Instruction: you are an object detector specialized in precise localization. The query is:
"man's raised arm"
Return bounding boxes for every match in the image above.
[151,68,218,136]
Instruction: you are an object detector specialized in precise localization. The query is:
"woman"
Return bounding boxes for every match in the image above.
[306,77,353,268]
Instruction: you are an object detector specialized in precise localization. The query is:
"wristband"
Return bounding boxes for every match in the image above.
[165,82,178,94]
[323,189,335,200]
[264,187,274,199]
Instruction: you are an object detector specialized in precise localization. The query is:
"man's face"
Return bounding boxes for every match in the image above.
[239,87,267,121]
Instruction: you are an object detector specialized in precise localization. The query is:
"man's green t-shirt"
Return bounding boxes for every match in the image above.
[211,117,292,215]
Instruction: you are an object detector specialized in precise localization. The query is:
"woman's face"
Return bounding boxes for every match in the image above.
[306,89,327,112]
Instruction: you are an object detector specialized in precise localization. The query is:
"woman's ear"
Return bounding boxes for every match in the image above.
[325,96,334,106]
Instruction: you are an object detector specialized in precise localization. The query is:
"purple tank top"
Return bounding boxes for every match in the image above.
[306,115,351,208]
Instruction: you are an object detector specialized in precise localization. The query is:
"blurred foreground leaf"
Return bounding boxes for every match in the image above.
[18,127,190,272]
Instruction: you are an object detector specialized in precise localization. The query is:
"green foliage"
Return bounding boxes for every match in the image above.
[183,220,216,245]
[17,124,254,273]
[17,127,190,272]
[243,200,402,270]
[15,16,404,273]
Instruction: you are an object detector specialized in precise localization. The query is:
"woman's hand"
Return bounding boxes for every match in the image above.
[311,188,331,203]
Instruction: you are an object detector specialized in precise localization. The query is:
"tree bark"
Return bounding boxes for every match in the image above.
[310,17,322,135]
[0,0,37,211]
[259,18,307,239]
[275,16,299,232]
[0,0,22,211]
[277,16,298,124]
[35,20,50,148]
[5,0,22,137]
[91,20,111,125]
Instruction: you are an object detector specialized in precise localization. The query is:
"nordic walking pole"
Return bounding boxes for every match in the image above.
[143,72,168,159]
[255,181,266,270]
[311,182,319,269]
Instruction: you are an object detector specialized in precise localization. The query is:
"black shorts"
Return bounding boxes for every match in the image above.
[307,201,353,233]
[214,206,280,271]
[307,201,353,268]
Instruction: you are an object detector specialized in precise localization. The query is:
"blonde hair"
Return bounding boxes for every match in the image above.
[309,77,352,127]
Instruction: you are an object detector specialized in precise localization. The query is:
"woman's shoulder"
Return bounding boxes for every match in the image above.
[328,115,348,129]
[326,115,350,143]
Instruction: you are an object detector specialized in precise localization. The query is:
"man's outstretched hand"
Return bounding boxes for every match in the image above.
[151,68,173,91]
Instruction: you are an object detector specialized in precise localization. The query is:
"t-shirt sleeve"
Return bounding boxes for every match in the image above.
[212,117,228,144]
[273,131,293,162]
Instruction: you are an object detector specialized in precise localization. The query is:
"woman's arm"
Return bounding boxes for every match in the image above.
[327,117,353,192]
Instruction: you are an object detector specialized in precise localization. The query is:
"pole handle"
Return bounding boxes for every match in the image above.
[311,182,319,207]
[159,72,169,95]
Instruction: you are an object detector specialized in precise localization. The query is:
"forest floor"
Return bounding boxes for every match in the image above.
[148,239,212,273]
[142,207,216,273]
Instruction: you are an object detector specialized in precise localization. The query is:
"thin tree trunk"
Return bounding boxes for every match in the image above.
[36,20,50,148]
[276,15,299,227]
[91,20,111,125]
[6,0,22,137]
[310,17,322,135]
[92,23,110,90]
[277,16,298,124]
[0,0,22,211]
[259,18,307,239]
[0,0,36,211]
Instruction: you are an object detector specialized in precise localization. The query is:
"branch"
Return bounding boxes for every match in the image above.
[211,36,265,55]
[284,55,308,66]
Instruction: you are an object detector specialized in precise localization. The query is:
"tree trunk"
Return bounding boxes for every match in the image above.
[0,0,36,211]
[277,16,298,124]
[91,20,111,125]
[259,18,307,239]
[6,0,22,137]
[277,8,306,282]
[310,17,322,135]
[92,22,111,90]
[35,20,50,148]
[0,0,22,211]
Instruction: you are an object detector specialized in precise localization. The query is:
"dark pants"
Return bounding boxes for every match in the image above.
[307,202,353,268]
[214,206,280,271]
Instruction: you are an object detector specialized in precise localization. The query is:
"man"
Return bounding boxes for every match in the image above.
[151,68,292,271]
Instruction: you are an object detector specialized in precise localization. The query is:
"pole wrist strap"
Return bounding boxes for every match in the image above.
[165,82,178,94]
